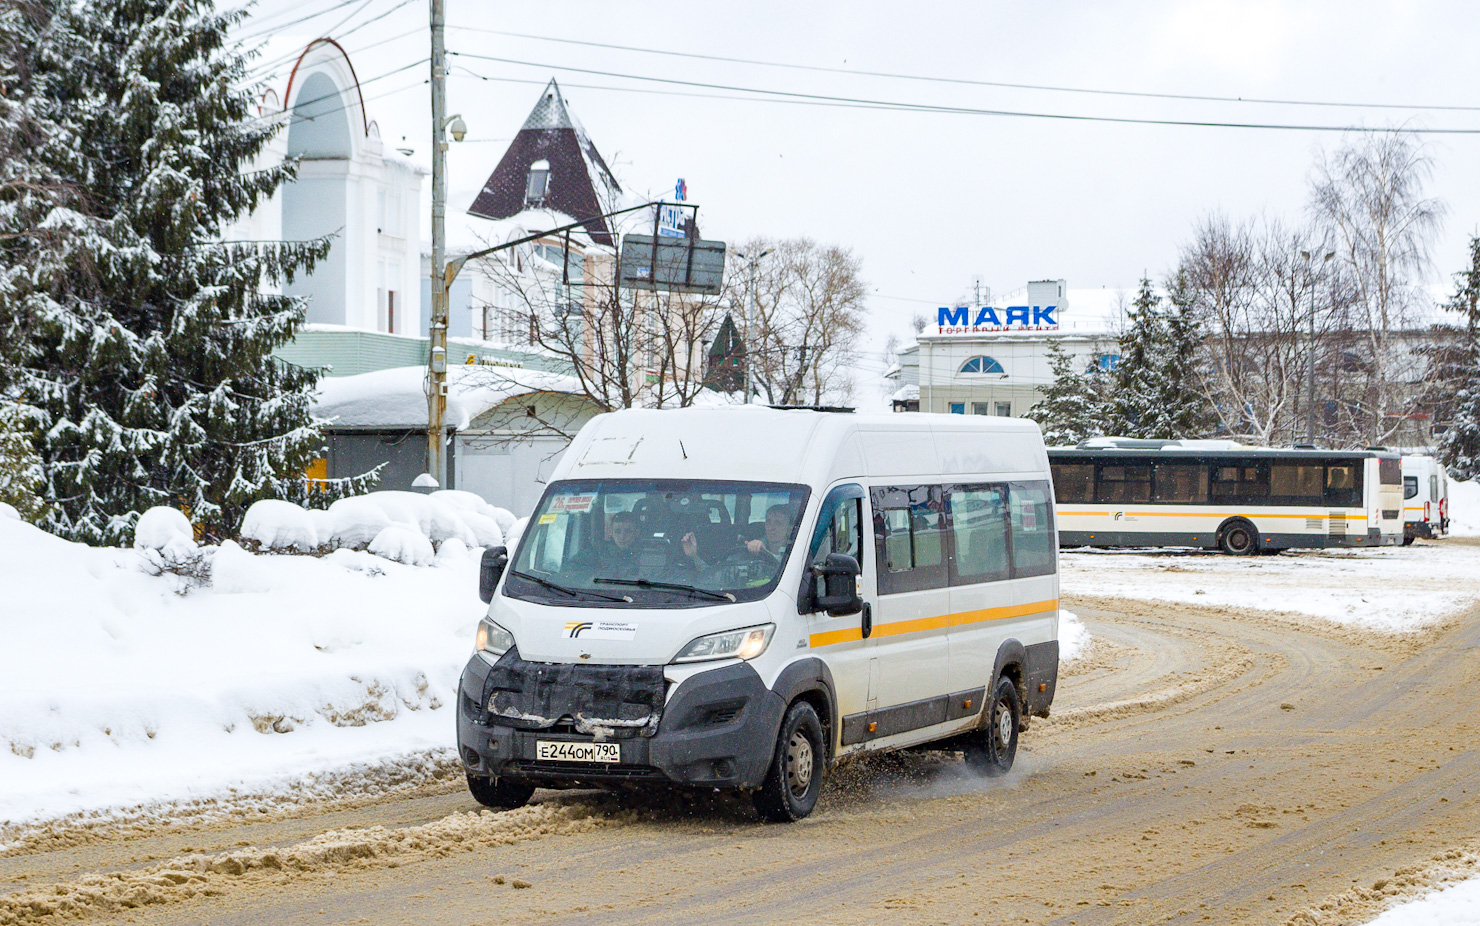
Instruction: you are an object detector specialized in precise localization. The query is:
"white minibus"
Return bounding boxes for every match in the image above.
[1048,440,1404,553]
[457,407,1060,821]
[1401,454,1449,543]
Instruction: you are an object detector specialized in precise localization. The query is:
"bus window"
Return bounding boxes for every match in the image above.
[1097,464,1151,504]
[1212,464,1268,504]
[1270,464,1324,504]
[1325,465,1360,508]
[871,485,949,594]
[1379,458,1402,486]
[1403,477,1418,500]
[946,485,1009,584]
[1050,463,1094,504]
[1009,482,1056,578]
[1154,463,1209,504]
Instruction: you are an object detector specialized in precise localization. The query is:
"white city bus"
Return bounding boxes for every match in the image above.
[1048,439,1404,553]
[457,407,1060,821]
[1401,454,1449,543]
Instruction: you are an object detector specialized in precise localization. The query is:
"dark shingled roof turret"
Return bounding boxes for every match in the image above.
[467,79,621,246]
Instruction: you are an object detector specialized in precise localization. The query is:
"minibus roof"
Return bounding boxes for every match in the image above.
[549,406,1048,488]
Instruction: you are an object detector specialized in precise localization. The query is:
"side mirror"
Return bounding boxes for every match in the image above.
[478,546,509,603]
[812,553,863,617]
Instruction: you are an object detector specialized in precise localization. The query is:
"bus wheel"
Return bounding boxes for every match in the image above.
[963,677,1020,777]
[1218,521,1258,556]
[1402,535,1415,546]
[754,700,825,822]
[466,774,535,810]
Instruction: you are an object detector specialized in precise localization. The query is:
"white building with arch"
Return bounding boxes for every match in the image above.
[228,39,425,337]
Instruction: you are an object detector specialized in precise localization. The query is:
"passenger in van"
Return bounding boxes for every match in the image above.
[570,511,660,577]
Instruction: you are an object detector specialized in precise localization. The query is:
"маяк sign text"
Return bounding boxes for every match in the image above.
[937,305,1058,334]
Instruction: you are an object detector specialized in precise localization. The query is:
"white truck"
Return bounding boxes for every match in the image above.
[456,406,1060,821]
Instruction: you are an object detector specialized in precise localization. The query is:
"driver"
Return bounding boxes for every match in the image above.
[745,504,795,562]
[569,510,646,576]
[679,504,794,568]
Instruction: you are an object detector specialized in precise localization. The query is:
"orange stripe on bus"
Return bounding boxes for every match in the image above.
[809,599,1058,648]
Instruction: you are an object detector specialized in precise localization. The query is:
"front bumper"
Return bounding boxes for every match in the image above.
[457,648,785,791]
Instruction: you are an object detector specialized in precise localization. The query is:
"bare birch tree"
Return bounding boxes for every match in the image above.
[727,237,867,406]
[1309,130,1444,444]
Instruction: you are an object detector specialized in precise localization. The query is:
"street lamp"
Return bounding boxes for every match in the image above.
[732,248,771,402]
[1300,248,1335,446]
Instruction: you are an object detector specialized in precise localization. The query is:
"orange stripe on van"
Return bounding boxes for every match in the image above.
[809,599,1058,648]
[1060,510,1340,520]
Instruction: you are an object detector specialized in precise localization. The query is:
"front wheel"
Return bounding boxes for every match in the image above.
[963,677,1020,777]
[753,700,825,822]
[466,773,535,810]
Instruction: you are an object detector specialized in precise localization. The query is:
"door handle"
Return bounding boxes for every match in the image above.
[861,602,873,639]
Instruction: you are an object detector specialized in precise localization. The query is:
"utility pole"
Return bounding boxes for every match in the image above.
[425,0,459,487]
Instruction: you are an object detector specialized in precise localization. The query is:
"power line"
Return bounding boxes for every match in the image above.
[449,51,1480,135]
[233,0,373,43]
[244,0,420,78]
[243,57,427,128]
[452,26,1480,115]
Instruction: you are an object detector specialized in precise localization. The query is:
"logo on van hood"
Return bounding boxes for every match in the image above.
[564,620,638,640]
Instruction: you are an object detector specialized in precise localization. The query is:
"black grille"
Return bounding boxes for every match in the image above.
[481,648,666,737]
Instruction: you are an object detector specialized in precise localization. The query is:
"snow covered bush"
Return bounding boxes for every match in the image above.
[241,499,320,552]
[369,525,434,566]
[133,506,209,591]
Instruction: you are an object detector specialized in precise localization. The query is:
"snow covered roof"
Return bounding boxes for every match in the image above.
[312,365,590,431]
[466,79,621,246]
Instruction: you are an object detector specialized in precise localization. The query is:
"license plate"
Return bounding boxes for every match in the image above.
[536,740,620,764]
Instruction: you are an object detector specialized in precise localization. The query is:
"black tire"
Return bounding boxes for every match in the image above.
[1219,521,1258,556]
[466,773,535,810]
[753,700,825,822]
[963,677,1020,777]
[1402,535,1415,546]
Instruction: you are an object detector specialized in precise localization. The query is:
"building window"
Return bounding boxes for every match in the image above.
[995,402,1012,417]
[949,403,965,415]
[1096,354,1120,372]
[526,159,550,206]
[971,402,990,415]
[959,356,1005,375]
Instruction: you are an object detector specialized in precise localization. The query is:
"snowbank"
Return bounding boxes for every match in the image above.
[236,490,514,553]
[1062,543,1480,634]
[1366,876,1480,925]
[1448,478,1480,537]
[0,514,488,833]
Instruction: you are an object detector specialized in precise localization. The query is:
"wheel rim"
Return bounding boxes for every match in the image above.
[785,731,814,795]
[1228,528,1250,552]
[994,703,1012,759]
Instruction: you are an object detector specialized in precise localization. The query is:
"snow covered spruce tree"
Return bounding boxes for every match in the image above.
[1105,275,1212,440]
[4,0,353,543]
[1438,235,1480,479]
[1027,340,1109,445]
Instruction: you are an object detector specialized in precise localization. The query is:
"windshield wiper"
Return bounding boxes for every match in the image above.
[509,570,631,603]
[593,577,736,602]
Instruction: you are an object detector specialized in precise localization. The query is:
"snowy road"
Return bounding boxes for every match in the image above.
[6,584,1480,925]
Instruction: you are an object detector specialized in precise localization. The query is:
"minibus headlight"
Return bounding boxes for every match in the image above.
[475,618,515,657]
[672,624,775,664]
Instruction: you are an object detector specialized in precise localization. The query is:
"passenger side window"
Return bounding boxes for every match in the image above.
[809,486,863,566]
[947,485,1009,584]
[870,485,949,595]
[1154,463,1209,504]
[1009,482,1056,578]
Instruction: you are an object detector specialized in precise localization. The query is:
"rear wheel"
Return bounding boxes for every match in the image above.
[1219,521,1258,556]
[753,700,825,822]
[963,677,1020,777]
[1402,534,1415,546]
[466,773,535,810]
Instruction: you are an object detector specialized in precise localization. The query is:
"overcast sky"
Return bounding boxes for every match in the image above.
[243,0,1480,381]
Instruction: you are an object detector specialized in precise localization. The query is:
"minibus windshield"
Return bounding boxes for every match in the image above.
[504,479,811,606]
